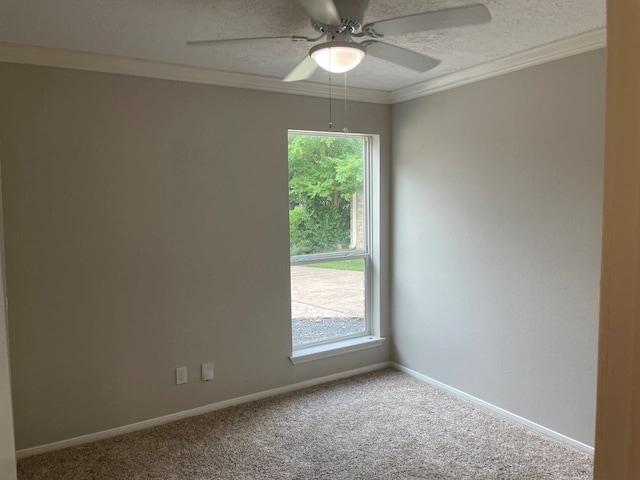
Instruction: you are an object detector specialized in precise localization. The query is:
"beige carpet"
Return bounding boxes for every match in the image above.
[18,369,593,479]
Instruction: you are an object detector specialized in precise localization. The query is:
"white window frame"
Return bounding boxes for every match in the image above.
[288,130,384,364]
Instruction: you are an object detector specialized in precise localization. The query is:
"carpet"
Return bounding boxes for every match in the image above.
[17,368,593,479]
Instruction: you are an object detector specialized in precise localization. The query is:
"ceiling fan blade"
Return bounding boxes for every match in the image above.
[299,0,342,26]
[362,4,491,37]
[283,55,318,82]
[362,41,440,72]
[187,36,305,47]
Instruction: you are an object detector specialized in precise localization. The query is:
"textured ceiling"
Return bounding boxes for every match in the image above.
[0,0,605,91]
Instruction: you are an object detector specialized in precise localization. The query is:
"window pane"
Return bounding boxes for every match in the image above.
[288,134,365,256]
[291,259,366,347]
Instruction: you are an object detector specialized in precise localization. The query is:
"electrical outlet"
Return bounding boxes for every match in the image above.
[201,362,214,381]
[176,366,187,385]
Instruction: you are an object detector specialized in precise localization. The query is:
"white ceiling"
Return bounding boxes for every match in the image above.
[0,0,606,92]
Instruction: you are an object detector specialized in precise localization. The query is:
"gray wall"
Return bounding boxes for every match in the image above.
[391,49,605,446]
[0,63,391,450]
[0,192,16,477]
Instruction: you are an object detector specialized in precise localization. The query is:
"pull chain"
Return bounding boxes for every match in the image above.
[343,72,349,133]
[328,55,333,129]
[329,71,332,129]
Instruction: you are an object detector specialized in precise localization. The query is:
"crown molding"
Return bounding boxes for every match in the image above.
[0,28,605,106]
[390,27,606,104]
[0,42,391,105]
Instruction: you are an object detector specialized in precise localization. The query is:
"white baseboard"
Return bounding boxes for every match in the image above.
[16,361,391,459]
[392,363,594,455]
[17,361,593,459]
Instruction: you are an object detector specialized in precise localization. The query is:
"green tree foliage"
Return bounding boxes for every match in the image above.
[288,135,363,255]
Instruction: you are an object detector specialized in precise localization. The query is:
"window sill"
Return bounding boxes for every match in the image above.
[289,336,385,365]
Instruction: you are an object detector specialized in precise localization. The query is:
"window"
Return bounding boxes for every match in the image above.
[288,131,381,361]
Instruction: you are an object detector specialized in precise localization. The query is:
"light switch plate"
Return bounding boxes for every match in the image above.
[176,366,187,385]
[201,362,214,381]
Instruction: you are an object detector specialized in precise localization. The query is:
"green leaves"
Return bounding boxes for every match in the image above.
[288,135,364,255]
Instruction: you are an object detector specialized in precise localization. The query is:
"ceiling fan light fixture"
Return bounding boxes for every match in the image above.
[310,41,366,73]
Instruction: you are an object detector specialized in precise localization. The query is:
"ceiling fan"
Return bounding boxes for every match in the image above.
[187,0,491,82]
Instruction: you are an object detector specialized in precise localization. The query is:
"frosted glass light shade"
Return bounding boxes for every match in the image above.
[310,41,366,74]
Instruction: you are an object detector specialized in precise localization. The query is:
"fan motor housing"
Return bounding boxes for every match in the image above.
[312,0,370,33]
